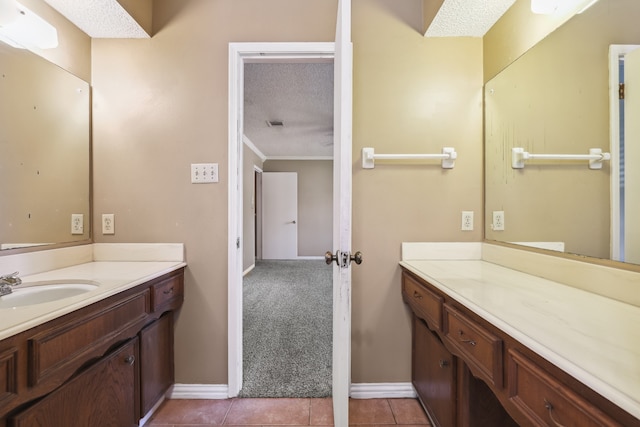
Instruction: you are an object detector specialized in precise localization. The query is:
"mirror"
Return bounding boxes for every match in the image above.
[485,0,640,265]
[0,42,90,251]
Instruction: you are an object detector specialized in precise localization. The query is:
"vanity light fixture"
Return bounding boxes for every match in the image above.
[531,0,558,14]
[0,0,58,49]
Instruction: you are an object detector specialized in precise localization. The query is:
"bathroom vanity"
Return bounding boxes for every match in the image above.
[401,243,640,427]
[0,244,185,427]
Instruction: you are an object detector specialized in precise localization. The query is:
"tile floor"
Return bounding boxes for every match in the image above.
[147,397,431,426]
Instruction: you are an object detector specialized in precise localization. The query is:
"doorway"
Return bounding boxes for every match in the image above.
[228,42,338,396]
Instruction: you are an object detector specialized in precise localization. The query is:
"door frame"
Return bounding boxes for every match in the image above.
[228,42,336,397]
[609,44,640,261]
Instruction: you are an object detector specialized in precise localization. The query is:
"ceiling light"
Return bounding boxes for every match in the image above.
[0,0,58,49]
[531,0,558,14]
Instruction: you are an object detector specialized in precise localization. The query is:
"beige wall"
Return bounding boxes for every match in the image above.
[91,0,483,385]
[92,0,338,384]
[263,160,333,257]
[351,1,483,382]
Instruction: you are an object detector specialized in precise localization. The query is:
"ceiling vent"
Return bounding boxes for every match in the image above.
[266,120,284,128]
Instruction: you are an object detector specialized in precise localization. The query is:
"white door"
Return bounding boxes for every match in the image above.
[262,172,298,259]
[624,48,640,263]
[332,0,353,425]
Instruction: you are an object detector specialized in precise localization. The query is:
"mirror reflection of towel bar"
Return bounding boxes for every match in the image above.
[511,147,611,169]
[362,147,457,169]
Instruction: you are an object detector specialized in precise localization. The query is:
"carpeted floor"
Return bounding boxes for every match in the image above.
[240,260,332,397]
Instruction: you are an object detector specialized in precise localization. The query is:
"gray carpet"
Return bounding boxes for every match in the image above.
[240,260,332,397]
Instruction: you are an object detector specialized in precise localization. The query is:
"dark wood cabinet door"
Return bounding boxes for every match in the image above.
[413,315,456,427]
[9,338,139,427]
[140,313,174,416]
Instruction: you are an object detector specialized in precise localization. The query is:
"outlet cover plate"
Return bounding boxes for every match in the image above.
[461,211,474,231]
[71,214,83,235]
[102,214,115,235]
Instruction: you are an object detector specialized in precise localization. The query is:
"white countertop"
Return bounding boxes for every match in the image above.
[400,258,640,420]
[0,244,186,341]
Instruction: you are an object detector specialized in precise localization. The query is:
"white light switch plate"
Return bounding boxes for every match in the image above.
[191,163,218,183]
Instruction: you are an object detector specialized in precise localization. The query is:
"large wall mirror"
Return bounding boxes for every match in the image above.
[0,42,90,251]
[485,0,640,266]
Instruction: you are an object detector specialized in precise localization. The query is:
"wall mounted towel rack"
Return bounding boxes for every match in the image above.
[511,147,611,170]
[361,147,457,169]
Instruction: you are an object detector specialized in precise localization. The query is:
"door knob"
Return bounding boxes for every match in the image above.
[325,250,363,267]
[325,250,339,266]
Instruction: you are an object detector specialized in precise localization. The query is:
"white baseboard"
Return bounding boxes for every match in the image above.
[167,383,415,400]
[169,384,230,399]
[243,264,255,276]
[350,383,416,399]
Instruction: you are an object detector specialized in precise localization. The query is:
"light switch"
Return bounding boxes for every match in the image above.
[191,163,219,183]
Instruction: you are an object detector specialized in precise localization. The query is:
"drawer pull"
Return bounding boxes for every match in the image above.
[458,330,476,346]
[412,291,423,300]
[544,399,567,427]
[124,355,135,365]
[439,359,449,368]
[163,287,174,295]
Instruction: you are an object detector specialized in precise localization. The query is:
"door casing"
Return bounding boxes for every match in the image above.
[227,42,336,397]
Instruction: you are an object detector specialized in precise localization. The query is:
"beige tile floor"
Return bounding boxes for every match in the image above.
[147,397,431,426]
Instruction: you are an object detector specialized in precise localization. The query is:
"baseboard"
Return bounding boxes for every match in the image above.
[169,384,230,399]
[350,383,417,399]
[167,383,415,400]
[243,264,255,276]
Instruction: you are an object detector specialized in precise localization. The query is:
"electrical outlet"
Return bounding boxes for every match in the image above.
[102,214,115,235]
[71,214,83,235]
[461,211,474,231]
[492,211,505,231]
[191,163,219,183]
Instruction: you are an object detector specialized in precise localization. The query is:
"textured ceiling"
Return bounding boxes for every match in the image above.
[243,62,334,159]
[426,0,516,37]
[42,0,149,38]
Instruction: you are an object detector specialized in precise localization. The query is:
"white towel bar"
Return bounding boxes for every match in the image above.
[511,147,611,169]
[362,147,457,169]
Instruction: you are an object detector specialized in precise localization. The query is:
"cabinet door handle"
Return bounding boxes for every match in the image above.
[413,291,423,300]
[544,399,567,427]
[458,330,476,346]
[163,287,174,295]
[439,359,449,368]
[124,355,135,365]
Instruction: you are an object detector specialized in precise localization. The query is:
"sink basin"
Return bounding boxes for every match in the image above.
[0,281,99,309]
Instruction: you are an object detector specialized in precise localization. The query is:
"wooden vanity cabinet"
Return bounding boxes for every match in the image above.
[9,338,139,427]
[0,267,185,426]
[401,268,638,427]
[140,312,174,415]
[413,315,456,427]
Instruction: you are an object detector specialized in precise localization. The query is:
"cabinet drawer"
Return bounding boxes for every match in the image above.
[28,290,149,386]
[402,272,443,331]
[444,304,502,387]
[508,350,621,427]
[151,274,184,311]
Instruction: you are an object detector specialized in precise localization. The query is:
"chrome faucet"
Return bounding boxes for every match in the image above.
[0,272,22,296]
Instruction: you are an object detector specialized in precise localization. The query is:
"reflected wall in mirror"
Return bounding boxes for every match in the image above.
[0,42,90,250]
[485,0,640,264]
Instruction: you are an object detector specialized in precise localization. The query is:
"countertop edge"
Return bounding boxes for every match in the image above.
[1,261,186,341]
